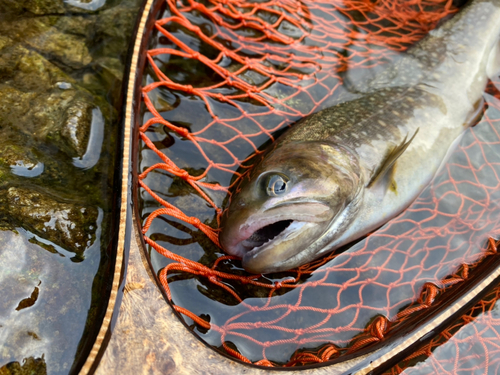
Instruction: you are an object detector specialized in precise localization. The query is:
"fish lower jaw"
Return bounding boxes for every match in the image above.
[242,220,302,254]
[226,219,299,259]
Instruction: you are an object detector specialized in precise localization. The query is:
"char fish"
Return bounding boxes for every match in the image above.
[220,0,500,274]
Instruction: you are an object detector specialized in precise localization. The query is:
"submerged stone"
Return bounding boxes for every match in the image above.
[3,187,99,255]
[0,40,104,159]
[60,99,93,157]
[0,356,47,375]
[0,0,112,15]
[0,17,92,69]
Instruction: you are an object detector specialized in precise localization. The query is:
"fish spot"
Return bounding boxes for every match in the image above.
[352,133,359,139]
[391,110,400,116]
[378,120,387,127]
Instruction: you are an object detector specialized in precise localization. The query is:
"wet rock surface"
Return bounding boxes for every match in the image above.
[0,356,47,375]
[3,187,99,256]
[0,0,143,373]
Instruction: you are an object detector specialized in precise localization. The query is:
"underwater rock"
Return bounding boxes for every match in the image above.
[0,0,112,15]
[59,99,93,157]
[0,356,47,375]
[96,1,138,56]
[0,17,92,69]
[0,0,24,14]
[0,39,69,90]
[3,187,99,255]
[0,144,43,181]
[0,39,103,159]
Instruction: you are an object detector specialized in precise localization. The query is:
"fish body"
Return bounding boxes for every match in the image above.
[220,0,500,274]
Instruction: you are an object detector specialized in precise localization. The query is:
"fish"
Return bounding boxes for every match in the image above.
[219,0,500,274]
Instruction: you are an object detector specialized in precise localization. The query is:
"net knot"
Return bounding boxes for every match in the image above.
[191,217,202,226]
[178,170,190,180]
[274,281,283,289]
[175,127,189,137]
[184,84,194,93]
[418,282,439,306]
[489,237,498,253]
[208,275,219,283]
[192,52,200,59]
[370,316,389,340]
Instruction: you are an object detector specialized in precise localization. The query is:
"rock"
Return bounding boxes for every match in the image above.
[52,15,95,39]
[0,0,116,15]
[0,41,104,159]
[0,41,70,90]
[0,0,27,14]
[59,98,94,157]
[3,187,99,255]
[22,0,66,14]
[0,144,42,181]
[0,17,92,69]
[0,356,47,375]
[94,2,138,61]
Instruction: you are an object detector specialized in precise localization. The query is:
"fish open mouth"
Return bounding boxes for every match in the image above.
[220,202,335,272]
[241,220,294,251]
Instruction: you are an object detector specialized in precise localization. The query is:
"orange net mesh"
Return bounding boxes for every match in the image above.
[384,269,500,374]
[137,0,500,367]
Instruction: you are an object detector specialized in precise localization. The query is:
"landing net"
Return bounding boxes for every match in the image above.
[137,0,500,367]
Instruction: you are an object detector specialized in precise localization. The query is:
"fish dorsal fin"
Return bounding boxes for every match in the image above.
[367,128,420,188]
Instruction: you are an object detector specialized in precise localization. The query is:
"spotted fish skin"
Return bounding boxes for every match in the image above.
[220,0,500,274]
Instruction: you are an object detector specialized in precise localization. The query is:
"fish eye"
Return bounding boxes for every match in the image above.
[265,174,289,197]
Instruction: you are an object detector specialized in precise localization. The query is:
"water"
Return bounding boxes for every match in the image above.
[0,0,142,373]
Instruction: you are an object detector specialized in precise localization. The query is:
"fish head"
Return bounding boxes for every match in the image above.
[220,141,361,274]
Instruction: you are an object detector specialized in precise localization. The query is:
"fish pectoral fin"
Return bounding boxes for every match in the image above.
[367,128,420,189]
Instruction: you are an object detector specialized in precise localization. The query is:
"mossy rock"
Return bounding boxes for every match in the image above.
[2,187,99,255]
[0,17,92,69]
[0,356,47,375]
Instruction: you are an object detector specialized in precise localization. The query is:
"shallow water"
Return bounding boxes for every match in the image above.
[0,0,142,373]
